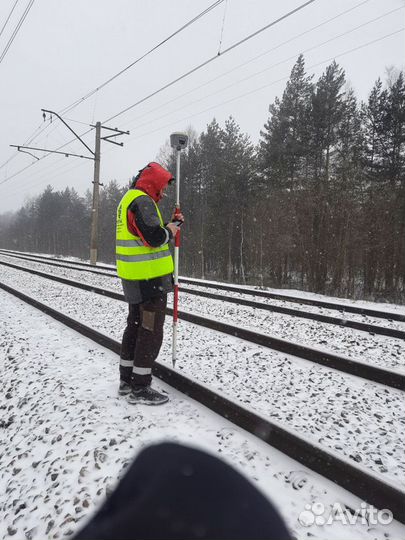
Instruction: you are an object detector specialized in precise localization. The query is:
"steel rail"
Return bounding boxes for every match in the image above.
[0,249,405,322]
[0,251,403,340]
[0,250,116,277]
[0,259,404,390]
[0,279,404,524]
[1,247,403,322]
[179,287,405,340]
[180,277,405,323]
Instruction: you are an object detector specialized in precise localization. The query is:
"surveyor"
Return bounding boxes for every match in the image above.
[116,162,182,405]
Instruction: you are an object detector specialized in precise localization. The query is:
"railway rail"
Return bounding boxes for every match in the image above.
[2,248,404,321]
[1,249,404,341]
[0,257,404,392]
[0,278,404,524]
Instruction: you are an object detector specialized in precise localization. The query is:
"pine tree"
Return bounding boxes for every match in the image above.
[308,61,346,293]
[221,117,255,282]
[361,73,405,297]
[259,55,314,287]
[331,88,363,294]
[259,54,313,189]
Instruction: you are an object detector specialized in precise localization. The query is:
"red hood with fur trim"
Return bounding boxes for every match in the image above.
[135,162,173,202]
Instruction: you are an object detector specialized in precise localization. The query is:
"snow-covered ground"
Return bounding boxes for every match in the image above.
[1,253,404,375]
[1,289,404,540]
[0,262,404,488]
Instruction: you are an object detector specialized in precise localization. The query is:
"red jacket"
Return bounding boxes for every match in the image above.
[127,162,173,246]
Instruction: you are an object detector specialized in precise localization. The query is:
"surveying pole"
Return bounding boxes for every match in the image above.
[170,132,188,368]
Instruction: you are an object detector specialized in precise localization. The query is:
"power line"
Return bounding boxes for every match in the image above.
[2,146,92,198]
[0,119,54,171]
[0,0,315,186]
[58,0,225,116]
[194,0,373,101]
[0,125,95,186]
[63,117,93,127]
[102,0,317,124]
[4,5,402,194]
[217,0,228,55]
[117,0,388,133]
[123,27,405,147]
[0,0,35,65]
[0,1,224,175]
[0,0,19,40]
[7,24,401,202]
[162,5,405,122]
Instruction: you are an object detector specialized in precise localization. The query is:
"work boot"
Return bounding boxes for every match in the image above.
[128,385,169,405]
[118,380,132,396]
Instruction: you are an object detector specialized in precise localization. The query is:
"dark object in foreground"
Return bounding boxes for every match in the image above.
[73,442,291,540]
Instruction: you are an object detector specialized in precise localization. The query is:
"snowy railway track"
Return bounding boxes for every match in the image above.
[0,258,403,390]
[0,249,404,341]
[181,277,405,322]
[0,279,404,524]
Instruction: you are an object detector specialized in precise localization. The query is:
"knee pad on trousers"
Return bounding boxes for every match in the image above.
[141,310,156,332]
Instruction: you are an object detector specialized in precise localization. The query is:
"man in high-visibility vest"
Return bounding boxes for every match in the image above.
[116,162,182,405]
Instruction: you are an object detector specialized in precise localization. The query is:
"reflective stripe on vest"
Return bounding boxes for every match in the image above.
[116,189,174,280]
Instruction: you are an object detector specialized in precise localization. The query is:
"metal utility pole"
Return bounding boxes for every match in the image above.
[11,111,129,266]
[88,123,129,265]
[90,122,101,265]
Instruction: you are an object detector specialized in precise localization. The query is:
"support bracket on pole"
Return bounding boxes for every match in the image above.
[91,124,130,146]
[41,109,95,157]
[10,144,95,161]
[12,146,40,161]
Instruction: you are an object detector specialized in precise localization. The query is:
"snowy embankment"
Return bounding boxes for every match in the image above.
[3,290,405,540]
[0,262,404,489]
[1,253,404,374]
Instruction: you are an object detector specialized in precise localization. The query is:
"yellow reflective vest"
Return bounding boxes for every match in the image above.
[116,189,174,280]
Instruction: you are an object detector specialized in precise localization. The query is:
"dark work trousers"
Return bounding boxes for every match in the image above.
[120,294,167,387]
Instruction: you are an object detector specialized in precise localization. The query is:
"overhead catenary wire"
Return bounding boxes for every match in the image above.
[6,0,366,169]
[0,117,56,171]
[0,0,35,65]
[0,0,224,176]
[4,26,401,203]
[116,4,401,135]
[102,0,317,124]
[0,0,38,171]
[3,4,402,196]
[0,125,95,186]
[0,0,316,187]
[118,29,405,146]
[0,0,20,40]
[117,0,373,130]
[58,0,226,117]
[3,32,402,200]
[217,0,228,55]
[0,92,91,173]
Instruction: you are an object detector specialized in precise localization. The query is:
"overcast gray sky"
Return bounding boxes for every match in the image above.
[0,0,404,214]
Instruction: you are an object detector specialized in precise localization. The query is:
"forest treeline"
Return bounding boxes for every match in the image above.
[1,56,404,302]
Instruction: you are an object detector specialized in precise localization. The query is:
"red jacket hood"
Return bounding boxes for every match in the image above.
[135,162,173,202]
